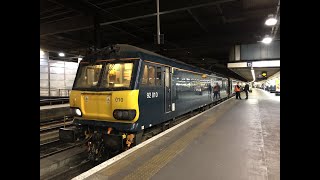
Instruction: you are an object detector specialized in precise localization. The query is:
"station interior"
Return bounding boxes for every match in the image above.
[40,0,280,179]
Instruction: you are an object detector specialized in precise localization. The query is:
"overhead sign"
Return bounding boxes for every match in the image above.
[227,62,247,68]
[252,60,280,67]
[228,60,279,68]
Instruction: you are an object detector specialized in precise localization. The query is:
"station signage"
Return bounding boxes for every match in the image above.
[262,72,267,77]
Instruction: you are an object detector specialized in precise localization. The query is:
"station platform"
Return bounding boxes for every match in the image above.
[40,103,70,110]
[40,104,71,122]
[73,89,280,180]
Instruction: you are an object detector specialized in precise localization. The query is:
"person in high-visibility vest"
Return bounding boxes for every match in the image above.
[234,82,242,99]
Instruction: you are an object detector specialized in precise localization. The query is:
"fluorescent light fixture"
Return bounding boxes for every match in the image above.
[40,49,44,56]
[252,60,280,67]
[270,79,276,86]
[228,60,280,68]
[227,62,247,68]
[265,14,278,26]
[59,52,65,57]
[251,68,255,82]
[262,36,272,44]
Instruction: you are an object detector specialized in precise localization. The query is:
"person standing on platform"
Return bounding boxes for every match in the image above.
[244,83,250,99]
[208,83,212,98]
[234,82,242,99]
[213,83,221,99]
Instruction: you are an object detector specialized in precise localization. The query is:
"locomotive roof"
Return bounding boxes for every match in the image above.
[83,44,230,78]
[116,44,167,59]
[116,44,213,75]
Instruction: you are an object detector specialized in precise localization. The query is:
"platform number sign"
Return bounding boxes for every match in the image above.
[247,62,252,67]
[262,72,267,77]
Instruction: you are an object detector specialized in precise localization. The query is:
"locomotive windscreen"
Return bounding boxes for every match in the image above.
[73,61,134,90]
[74,63,103,89]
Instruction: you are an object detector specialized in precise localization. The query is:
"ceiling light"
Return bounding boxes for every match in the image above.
[40,49,44,56]
[265,14,278,26]
[262,36,272,44]
[251,68,255,82]
[78,57,83,61]
[59,52,65,57]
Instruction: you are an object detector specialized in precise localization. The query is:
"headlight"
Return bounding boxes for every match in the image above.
[71,108,82,117]
[113,110,136,120]
[75,109,82,116]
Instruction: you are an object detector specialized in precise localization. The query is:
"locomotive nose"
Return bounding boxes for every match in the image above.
[80,92,113,120]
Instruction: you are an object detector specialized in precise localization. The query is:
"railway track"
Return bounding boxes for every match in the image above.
[40,140,83,159]
[40,97,69,106]
[40,117,76,157]
[40,118,74,133]
[40,116,72,126]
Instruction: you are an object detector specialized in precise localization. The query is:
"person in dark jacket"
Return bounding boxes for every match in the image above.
[208,83,212,97]
[244,83,250,99]
[213,83,221,99]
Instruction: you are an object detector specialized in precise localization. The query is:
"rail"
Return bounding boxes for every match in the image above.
[40,141,81,159]
[40,88,71,97]
[40,116,74,133]
[40,97,69,106]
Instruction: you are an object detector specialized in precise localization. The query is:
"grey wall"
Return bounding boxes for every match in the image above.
[40,52,79,96]
[229,41,280,61]
[240,41,280,60]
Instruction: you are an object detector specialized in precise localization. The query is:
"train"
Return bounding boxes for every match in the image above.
[59,44,244,161]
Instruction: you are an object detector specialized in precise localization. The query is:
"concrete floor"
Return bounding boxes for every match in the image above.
[80,89,280,180]
[152,89,280,180]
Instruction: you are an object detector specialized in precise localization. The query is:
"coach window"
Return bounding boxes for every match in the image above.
[156,67,162,86]
[148,66,155,86]
[142,65,148,85]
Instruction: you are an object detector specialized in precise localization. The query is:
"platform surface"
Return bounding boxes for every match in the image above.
[74,89,280,180]
[40,103,70,110]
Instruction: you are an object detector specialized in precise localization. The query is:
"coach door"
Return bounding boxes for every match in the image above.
[164,67,172,112]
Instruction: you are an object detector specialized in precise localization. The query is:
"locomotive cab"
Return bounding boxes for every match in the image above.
[60,58,142,160]
[69,59,140,123]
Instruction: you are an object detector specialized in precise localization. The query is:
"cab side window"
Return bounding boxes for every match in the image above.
[142,63,162,87]
[148,66,155,86]
[142,65,148,85]
[156,67,162,86]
